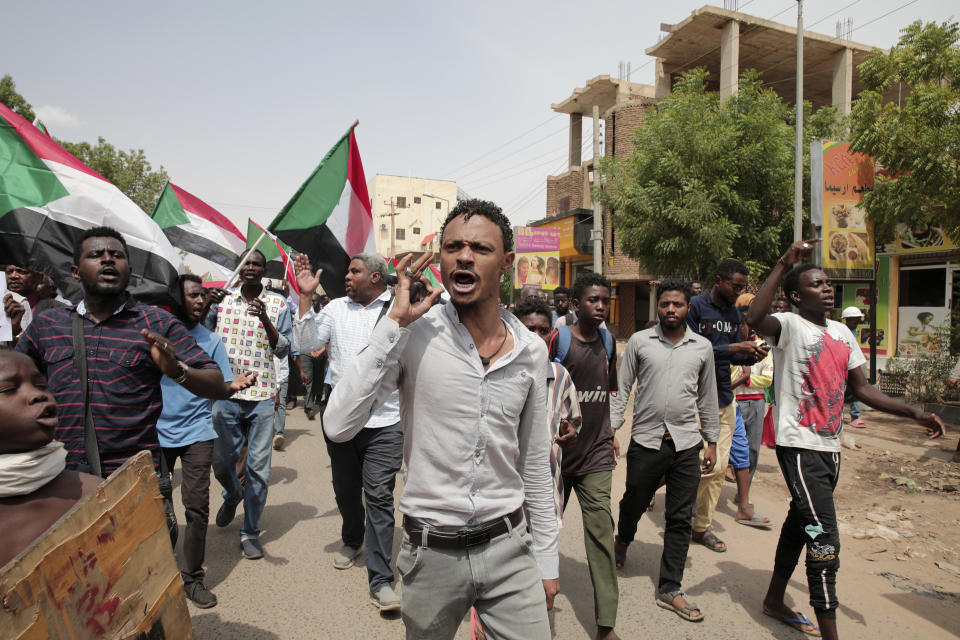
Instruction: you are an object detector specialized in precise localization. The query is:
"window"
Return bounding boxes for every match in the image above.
[900,267,946,307]
[436,201,442,209]
[396,229,406,240]
[413,227,421,235]
[414,196,422,204]
[396,196,407,208]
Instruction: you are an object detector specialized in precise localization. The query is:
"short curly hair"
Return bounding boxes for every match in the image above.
[782,264,820,301]
[514,296,552,323]
[572,272,611,301]
[439,199,514,253]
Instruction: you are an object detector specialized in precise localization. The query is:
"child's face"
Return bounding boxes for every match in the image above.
[0,352,58,454]
[574,285,611,328]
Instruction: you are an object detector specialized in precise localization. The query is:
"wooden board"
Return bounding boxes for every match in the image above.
[0,451,193,639]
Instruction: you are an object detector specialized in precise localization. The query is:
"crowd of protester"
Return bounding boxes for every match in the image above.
[0,202,948,640]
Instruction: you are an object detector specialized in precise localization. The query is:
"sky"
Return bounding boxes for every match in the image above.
[3,0,956,233]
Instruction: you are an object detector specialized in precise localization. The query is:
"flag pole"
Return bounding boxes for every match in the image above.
[224,232,267,290]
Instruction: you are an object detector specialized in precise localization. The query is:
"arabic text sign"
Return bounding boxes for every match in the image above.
[812,140,875,280]
[514,227,561,290]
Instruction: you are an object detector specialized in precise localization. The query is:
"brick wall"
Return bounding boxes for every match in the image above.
[545,167,585,216]
[605,99,655,161]
[616,282,637,339]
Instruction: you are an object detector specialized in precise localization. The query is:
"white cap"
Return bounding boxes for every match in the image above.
[840,306,864,319]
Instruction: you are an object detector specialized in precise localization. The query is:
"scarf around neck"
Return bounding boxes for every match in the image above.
[0,441,68,498]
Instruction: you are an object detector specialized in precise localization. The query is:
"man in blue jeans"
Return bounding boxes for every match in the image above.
[203,250,292,560]
[294,252,404,613]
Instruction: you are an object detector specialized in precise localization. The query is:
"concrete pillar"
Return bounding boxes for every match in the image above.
[655,58,672,98]
[832,47,853,116]
[720,20,740,100]
[569,113,583,168]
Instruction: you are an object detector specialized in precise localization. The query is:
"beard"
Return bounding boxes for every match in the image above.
[81,278,129,298]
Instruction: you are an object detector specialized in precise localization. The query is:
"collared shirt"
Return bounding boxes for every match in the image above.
[611,324,720,451]
[323,303,559,579]
[547,362,580,526]
[294,290,400,429]
[686,290,754,407]
[204,287,291,402]
[157,324,234,448]
[17,296,218,474]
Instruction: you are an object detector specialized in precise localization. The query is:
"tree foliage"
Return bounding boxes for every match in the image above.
[0,74,36,122]
[1,74,167,213]
[60,138,168,212]
[598,69,843,281]
[850,20,960,244]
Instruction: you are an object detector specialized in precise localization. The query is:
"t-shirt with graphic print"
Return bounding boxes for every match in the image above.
[549,332,617,477]
[764,312,866,453]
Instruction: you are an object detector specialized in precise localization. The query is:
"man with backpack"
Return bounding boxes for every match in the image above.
[548,272,620,640]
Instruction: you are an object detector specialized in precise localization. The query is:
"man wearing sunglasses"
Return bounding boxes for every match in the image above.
[686,259,769,553]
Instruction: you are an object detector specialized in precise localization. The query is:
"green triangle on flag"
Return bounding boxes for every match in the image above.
[150,182,190,228]
[246,218,293,262]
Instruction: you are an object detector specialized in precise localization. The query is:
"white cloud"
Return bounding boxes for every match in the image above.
[34,105,80,128]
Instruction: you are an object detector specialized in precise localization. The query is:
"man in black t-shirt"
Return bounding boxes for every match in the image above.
[548,272,620,640]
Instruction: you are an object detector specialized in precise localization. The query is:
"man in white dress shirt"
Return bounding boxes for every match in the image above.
[322,199,559,640]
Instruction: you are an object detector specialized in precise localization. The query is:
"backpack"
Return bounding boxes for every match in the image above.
[550,324,616,373]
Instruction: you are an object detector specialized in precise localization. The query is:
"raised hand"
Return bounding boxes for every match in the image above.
[387,252,442,328]
[780,238,822,267]
[3,293,25,334]
[294,254,323,296]
[207,288,227,304]
[141,329,179,378]
[230,370,258,393]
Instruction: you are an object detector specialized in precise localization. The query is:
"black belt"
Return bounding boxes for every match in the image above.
[403,507,525,549]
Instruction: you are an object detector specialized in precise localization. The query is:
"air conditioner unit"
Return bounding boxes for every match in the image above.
[380,224,388,230]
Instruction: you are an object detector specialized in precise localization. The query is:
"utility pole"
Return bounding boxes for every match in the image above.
[794,0,804,242]
[384,198,398,259]
[591,105,603,274]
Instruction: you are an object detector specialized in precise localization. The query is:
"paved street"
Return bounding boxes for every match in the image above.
[172,405,960,639]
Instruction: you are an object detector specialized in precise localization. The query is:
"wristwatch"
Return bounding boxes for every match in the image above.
[171,360,189,384]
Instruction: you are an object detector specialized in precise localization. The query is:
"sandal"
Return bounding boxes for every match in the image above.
[656,590,704,622]
[614,537,628,569]
[762,606,821,636]
[692,530,726,552]
[736,513,772,528]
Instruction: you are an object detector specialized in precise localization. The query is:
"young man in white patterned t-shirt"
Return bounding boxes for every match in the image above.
[746,240,945,640]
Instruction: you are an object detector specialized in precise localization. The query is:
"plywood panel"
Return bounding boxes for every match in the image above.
[1,451,193,640]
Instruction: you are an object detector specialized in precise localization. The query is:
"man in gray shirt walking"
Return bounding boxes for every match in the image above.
[323,199,558,640]
[611,279,719,623]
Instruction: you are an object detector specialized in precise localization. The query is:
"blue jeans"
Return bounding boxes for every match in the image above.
[212,398,275,540]
[729,406,751,470]
[274,378,288,435]
[850,400,861,420]
[324,422,403,593]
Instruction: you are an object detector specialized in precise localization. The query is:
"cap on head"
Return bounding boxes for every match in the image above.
[841,306,864,319]
[735,292,755,308]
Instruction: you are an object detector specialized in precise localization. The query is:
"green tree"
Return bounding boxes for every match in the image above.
[598,69,816,280]
[0,74,36,122]
[61,138,168,212]
[850,20,960,243]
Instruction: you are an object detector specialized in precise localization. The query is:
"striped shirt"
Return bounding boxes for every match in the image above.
[17,296,218,475]
[547,362,581,526]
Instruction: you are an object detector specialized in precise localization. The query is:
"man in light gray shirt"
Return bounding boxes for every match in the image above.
[323,199,558,640]
[610,279,718,623]
[293,252,403,612]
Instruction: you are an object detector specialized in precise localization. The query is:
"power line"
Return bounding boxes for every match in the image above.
[463,151,568,191]
[443,114,564,177]
[456,124,568,181]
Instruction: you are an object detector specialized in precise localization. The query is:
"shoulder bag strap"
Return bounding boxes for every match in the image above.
[72,312,103,477]
[374,294,394,326]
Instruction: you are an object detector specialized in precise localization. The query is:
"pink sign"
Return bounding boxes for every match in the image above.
[515,227,560,252]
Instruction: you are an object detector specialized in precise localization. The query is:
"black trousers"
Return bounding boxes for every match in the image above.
[617,437,701,594]
[161,440,214,584]
[773,446,841,618]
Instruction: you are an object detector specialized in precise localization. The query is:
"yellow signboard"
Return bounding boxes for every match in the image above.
[815,141,875,279]
[882,223,957,255]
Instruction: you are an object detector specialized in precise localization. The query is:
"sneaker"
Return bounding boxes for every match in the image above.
[215,500,240,528]
[333,544,362,569]
[241,537,264,559]
[184,581,218,609]
[851,418,866,428]
[273,433,285,450]
[371,585,401,612]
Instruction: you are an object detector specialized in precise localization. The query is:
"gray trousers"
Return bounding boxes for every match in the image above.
[738,397,766,482]
[397,521,550,640]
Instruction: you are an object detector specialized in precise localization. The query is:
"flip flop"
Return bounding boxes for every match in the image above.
[763,607,821,636]
[736,513,772,528]
[656,590,704,622]
[692,530,726,552]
